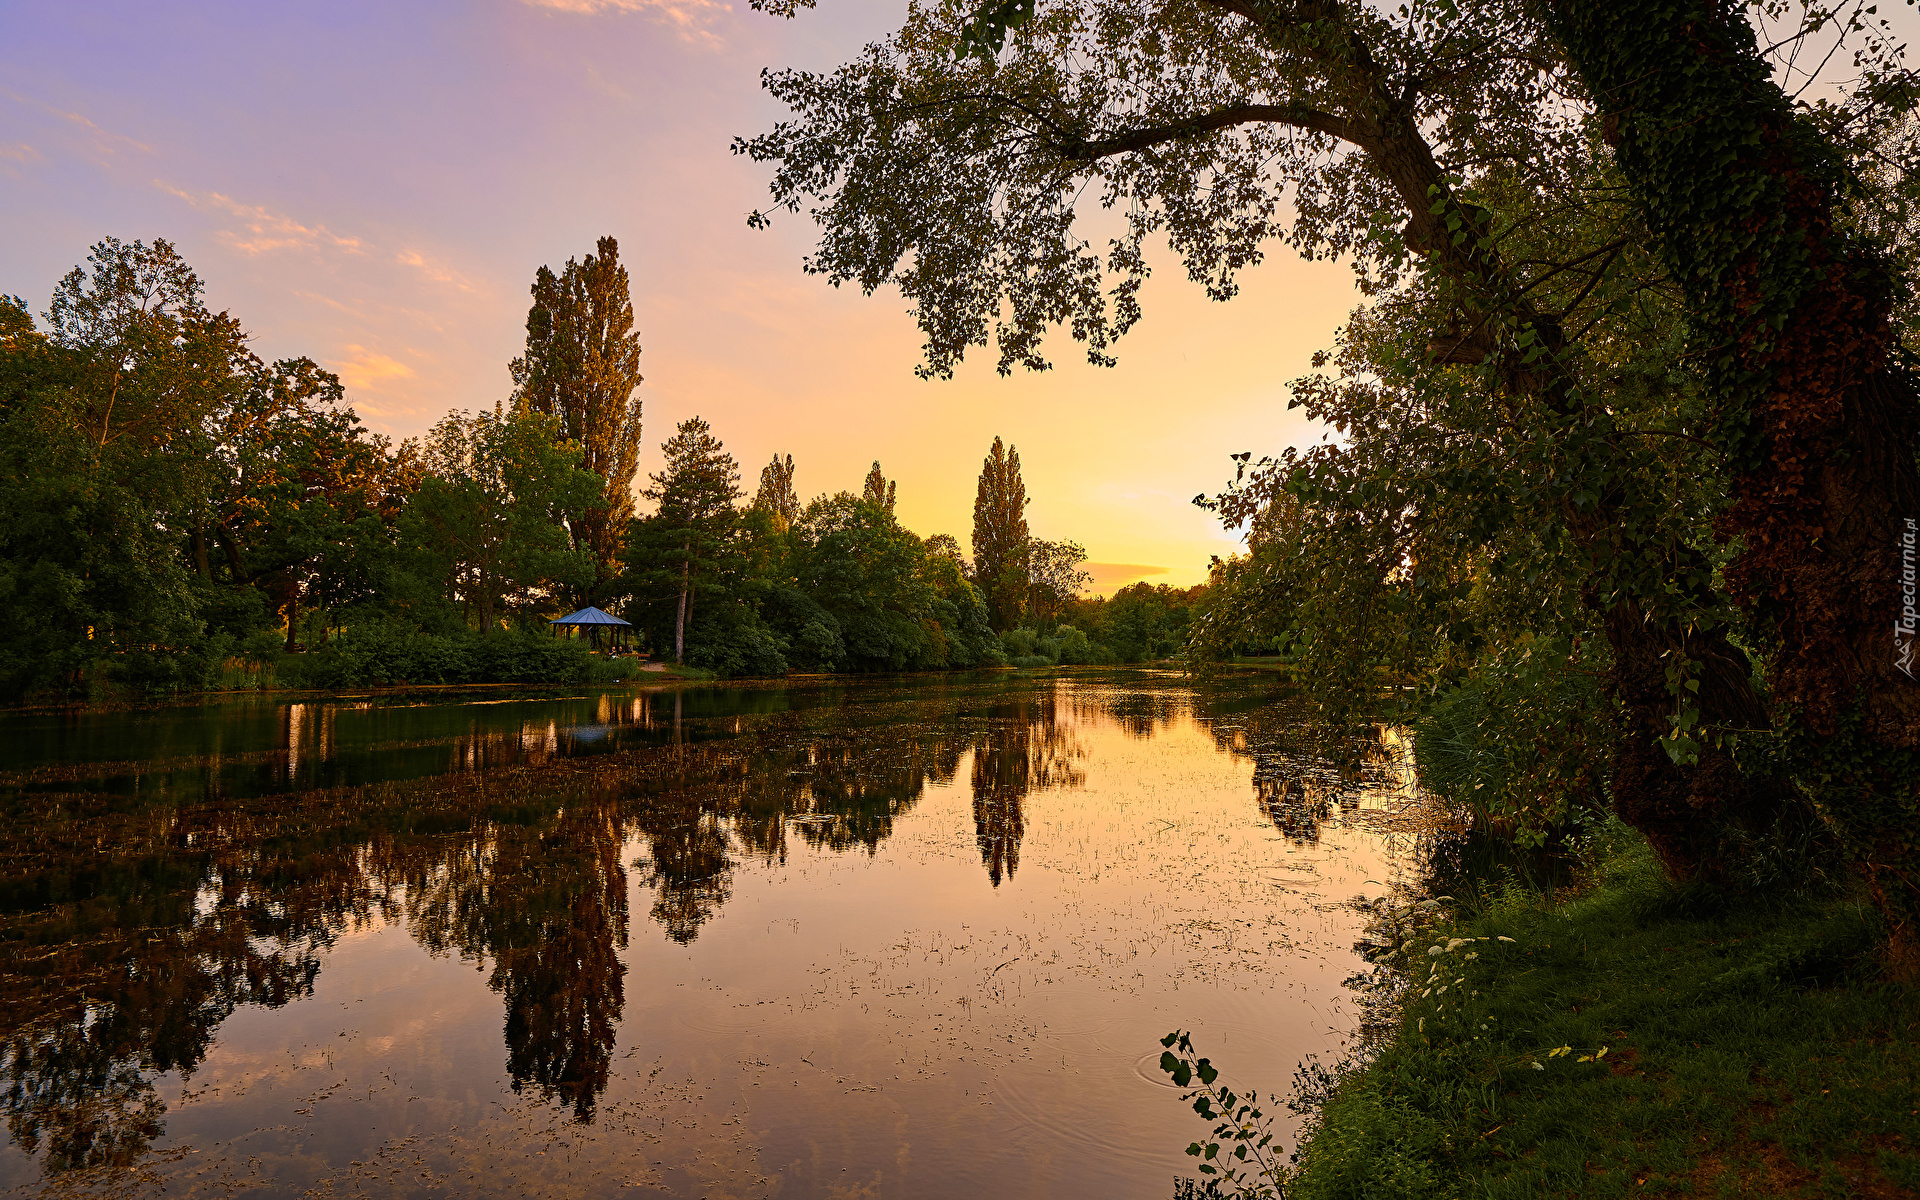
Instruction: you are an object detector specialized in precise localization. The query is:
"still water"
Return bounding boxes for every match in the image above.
[0,671,1422,1199]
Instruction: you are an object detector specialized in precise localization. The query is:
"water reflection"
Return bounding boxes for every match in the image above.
[407,798,631,1123]
[970,697,1086,885]
[0,673,1421,1196]
[1194,693,1416,846]
[636,797,732,946]
[1,694,1003,1157]
[0,685,821,804]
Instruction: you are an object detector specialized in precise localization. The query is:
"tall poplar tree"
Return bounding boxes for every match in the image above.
[510,236,645,606]
[752,453,800,531]
[861,460,896,512]
[971,437,1029,631]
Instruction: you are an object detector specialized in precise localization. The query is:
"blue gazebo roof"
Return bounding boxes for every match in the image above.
[548,606,633,628]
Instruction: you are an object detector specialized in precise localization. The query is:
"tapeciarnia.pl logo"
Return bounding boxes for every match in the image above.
[1900,516,1917,680]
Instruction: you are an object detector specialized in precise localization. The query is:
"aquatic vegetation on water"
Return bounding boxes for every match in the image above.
[0,672,1428,1199]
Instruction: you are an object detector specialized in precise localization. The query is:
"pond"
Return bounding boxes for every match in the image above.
[0,670,1424,1199]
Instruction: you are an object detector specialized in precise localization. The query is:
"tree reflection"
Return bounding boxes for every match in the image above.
[970,699,1085,886]
[1085,690,1185,740]
[1,841,353,1173]
[636,799,733,947]
[634,730,970,938]
[0,683,1103,1175]
[1255,770,1340,843]
[1194,696,1413,845]
[405,796,630,1123]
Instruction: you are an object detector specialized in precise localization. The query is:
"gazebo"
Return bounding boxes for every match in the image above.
[547,606,635,653]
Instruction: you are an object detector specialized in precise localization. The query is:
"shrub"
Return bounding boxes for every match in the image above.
[1000,628,1040,660]
[682,601,790,678]
[275,622,599,688]
[1413,637,1611,845]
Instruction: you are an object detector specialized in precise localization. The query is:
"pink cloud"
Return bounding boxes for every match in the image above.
[519,0,732,44]
[329,345,417,391]
[156,183,365,257]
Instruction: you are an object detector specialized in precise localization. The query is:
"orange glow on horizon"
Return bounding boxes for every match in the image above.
[0,0,1359,591]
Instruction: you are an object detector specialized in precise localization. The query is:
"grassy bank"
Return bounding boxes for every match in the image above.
[1290,828,1920,1198]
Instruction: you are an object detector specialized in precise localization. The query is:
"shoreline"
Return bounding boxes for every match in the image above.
[1275,824,1919,1198]
[0,660,1233,716]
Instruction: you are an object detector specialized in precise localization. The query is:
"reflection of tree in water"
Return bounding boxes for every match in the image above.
[1255,770,1341,843]
[638,729,968,937]
[1,920,321,1173]
[970,698,1085,886]
[1079,689,1186,740]
[405,795,629,1123]
[0,694,1047,1174]
[635,799,732,947]
[1197,700,1411,845]
[1,832,359,1174]
[496,827,627,1123]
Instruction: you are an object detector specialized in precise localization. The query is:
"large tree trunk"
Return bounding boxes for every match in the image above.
[1546,0,1920,965]
[1366,74,1789,881]
[214,523,244,581]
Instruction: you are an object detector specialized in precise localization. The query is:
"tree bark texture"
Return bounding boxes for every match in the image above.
[1546,0,1920,959]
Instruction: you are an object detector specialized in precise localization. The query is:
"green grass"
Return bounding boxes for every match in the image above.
[645,661,719,680]
[1291,829,1920,1199]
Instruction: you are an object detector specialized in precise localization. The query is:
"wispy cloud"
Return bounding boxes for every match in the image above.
[0,143,40,164]
[583,63,632,100]
[395,249,480,293]
[2,89,151,162]
[156,183,365,257]
[519,0,731,44]
[330,345,417,390]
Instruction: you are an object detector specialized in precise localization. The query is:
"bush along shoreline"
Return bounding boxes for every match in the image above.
[48,623,1200,708]
[1164,820,1920,1198]
[44,641,1192,710]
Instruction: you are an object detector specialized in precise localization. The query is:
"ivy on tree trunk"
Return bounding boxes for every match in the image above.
[1544,0,1920,967]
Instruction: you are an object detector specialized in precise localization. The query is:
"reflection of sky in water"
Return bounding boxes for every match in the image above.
[0,674,1423,1200]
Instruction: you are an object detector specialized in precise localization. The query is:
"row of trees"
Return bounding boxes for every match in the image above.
[0,234,1196,698]
[614,418,1197,675]
[0,237,627,697]
[740,0,1920,958]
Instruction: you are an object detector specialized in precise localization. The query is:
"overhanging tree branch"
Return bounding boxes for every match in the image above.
[1056,103,1364,160]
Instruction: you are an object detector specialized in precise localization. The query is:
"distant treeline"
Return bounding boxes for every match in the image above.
[0,236,1204,699]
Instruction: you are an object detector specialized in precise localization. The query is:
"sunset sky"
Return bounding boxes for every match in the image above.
[3,1,1375,591]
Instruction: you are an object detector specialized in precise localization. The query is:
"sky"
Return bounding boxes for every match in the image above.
[8,4,1900,595]
[0,0,1366,593]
